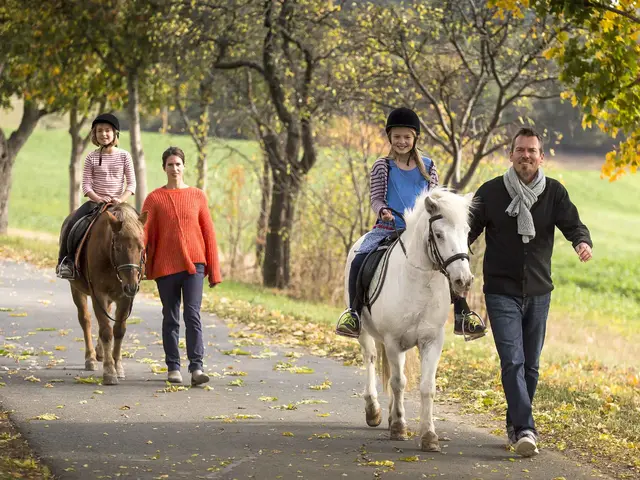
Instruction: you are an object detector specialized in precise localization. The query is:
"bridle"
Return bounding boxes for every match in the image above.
[427,214,469,278]
[109,234,146,298]
[387,208,469,277]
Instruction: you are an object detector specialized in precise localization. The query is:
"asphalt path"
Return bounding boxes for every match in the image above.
[0,259,609,479]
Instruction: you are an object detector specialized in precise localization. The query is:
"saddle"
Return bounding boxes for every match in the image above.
[356,229,404,311]
[67,203,110,272]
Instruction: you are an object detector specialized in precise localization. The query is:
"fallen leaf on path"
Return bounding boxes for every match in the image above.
[222,348,251,356]
[228,379,244,387]
[75,376,100,384]
[35,327,56,332]
[282,432,294,436]
[9,312,27,317]
[32,413,59,421]
[398,456,419,462]
[24,375,40,382]
[309,379,332,390]
[259,396,278,402]
[54,345,67,351]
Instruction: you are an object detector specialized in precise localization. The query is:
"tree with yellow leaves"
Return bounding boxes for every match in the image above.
[492,0,640,180]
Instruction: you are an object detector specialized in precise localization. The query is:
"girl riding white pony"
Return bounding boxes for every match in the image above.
[347,187,474,451]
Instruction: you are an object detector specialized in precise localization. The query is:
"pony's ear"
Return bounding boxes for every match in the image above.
[425,195,439,215]
[138,211,148,226]
[107,212,123,233]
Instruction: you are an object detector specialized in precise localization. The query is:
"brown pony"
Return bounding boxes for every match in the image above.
[61,203,147,385]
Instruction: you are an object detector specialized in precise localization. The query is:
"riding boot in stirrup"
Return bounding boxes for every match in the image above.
[454,310,487,341]
[56,257,76,280]
[336,308,361,338]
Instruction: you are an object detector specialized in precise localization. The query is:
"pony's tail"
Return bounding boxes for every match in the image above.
[377,341,391,394]
[376,342,420,393]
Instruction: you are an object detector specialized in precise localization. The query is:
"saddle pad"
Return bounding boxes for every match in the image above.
[356,230,403,309]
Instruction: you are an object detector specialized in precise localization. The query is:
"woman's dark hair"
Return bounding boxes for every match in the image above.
[162,146,186,168]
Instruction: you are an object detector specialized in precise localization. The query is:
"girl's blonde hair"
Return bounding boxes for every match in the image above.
[387,129,430,181]
[90,125,119,148]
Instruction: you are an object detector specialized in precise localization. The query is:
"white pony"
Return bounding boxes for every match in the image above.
[346,187,474,452]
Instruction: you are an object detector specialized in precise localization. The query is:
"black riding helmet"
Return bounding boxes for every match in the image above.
[385,107,420,136]
[92,113,120,134]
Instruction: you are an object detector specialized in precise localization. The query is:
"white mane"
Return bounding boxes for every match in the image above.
[403,186,471,235]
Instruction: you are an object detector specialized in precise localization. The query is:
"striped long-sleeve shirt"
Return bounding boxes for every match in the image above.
[370,156,439,216]
[81,148,136,198]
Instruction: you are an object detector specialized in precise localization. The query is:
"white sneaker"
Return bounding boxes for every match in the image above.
[191,369,209,386]
[514,430,539,457]
[167,370,183,384]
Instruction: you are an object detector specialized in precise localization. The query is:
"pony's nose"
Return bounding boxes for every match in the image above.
[123,284,138,297]
[454,276,473,292]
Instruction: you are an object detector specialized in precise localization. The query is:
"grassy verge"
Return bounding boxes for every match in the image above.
[0,409,52,480]
[2,234,640,478]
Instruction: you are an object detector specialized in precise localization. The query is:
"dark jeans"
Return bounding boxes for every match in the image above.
[485,293,551,436]
[348,252,368,313]
[58,201,98,263]
[155,264,206,373]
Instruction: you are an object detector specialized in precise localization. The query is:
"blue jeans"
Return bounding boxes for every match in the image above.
[485,293,551,436]
[155,264,205,373]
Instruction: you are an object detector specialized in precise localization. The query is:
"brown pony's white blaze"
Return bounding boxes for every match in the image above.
[61,203,147,385]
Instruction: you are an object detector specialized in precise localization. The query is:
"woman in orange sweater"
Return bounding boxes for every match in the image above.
[142,146,222,386]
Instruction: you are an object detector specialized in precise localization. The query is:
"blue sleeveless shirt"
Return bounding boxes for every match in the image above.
[387,160,429,229]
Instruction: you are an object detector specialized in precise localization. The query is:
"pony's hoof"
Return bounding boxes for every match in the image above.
[421,432,440,452]
[85,360,98,371]
[103,374,119,385]
[365,406,382,427]
[389,423,408,441]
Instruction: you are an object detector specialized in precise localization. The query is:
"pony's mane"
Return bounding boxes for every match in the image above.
[111,203,143,238]
[404,186,470,233]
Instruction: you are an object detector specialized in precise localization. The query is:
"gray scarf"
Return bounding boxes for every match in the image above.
[503,167,546,243]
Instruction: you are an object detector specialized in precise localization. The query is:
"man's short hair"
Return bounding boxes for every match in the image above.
[510,127,544,154]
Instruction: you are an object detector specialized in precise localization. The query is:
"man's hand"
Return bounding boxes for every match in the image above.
[380,209,394,222]
[574,242,592,262]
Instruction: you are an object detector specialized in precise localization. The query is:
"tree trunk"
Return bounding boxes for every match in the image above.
[0,102,43,234]
[127,69,147,211]
[161,106,169,134]
[68,104,93,213]
[195,108,210,192]
[255,156,271,272]
[262,173,299,288]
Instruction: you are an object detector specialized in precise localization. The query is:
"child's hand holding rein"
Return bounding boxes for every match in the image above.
[380,209,394,222]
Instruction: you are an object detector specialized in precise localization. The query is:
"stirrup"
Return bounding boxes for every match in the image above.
[455,311,486,342]
[336,309,360,338]
[56,257,76,280]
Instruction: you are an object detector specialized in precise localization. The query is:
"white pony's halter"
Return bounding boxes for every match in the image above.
[389,208,469,277]
[426,214,469,278]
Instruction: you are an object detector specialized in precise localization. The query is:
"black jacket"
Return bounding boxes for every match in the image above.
[469,175,592,296]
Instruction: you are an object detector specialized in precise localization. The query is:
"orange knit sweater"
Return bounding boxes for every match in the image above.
[142,187,222,285]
